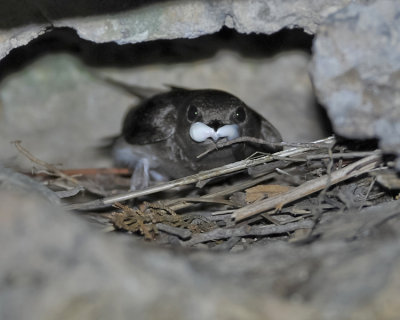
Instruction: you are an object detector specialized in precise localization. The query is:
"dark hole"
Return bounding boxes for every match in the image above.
[0,27,313,80]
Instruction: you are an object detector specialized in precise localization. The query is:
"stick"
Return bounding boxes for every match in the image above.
[163,196,238,207]
[197,137,334,159]
[182,220,314,246]
[13,141,81,186]
[166,172,276,211]
[59,168,132,176]
[155,223,192,240]
[28,167,132,177]
[306,151,381,160]
[232,154,381,222]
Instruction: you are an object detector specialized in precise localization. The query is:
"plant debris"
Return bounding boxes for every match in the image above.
[12,136,395,250]
[245,184,293,203]
[111,202,216,240]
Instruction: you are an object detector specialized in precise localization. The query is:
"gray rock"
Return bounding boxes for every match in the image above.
[0,0,359,60]
[0,54,131,169]
[230,0,354,34]
[0,165,60,205]
[187,199,400,320]
[1,190,400,319]
[0,25,47,61]
[310,0,400,156]
[0,190,318,320]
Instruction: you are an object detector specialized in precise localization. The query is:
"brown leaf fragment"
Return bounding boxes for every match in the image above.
[245,184,292,203]
[111,202,159,240]
[110,202,216,240]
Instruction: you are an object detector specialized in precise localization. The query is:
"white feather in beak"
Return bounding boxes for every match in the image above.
[190,122,239,142]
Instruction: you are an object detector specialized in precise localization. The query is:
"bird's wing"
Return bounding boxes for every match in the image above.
[98,75,164,99]
[122,95,178,145]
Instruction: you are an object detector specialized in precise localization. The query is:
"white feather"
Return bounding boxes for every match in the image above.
[190,122,216,142]
[190,122,240,142]
[217,124,240,141]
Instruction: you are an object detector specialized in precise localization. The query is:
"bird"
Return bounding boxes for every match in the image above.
[111,86,282,190]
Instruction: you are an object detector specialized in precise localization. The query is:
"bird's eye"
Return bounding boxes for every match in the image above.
[233,106,246,123]
[187,105,200,122]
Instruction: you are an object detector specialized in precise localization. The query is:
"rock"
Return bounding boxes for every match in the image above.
[310,0,400,158]
[0,0,360,60]
[187,199,400,320]
[0,164,60,204]
[1,182,400,319]
[0,53,130,169]
[0,190,318,320]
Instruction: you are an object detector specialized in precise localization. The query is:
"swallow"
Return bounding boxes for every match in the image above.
[111,87,282,190]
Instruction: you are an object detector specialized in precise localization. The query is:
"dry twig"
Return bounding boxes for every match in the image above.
[182,219,314,246]
[165,172,276,211]
[197,136,334,159]
[232,154,381,222]
[59,167,131,176]
[311,143,335,231]
[13,140,81,186]
[155,223,192,240]
[306,151,381,160]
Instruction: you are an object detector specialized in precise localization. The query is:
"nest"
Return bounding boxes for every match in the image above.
[13,136,398,250]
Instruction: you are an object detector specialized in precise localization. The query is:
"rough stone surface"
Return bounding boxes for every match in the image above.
[1,187,400,319]
[0,53,130,169]
[310,0,400,156]
[0,0,357,60]
[0,190,318,320]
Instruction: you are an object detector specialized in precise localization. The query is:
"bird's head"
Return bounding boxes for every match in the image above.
[176,89,260,146]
